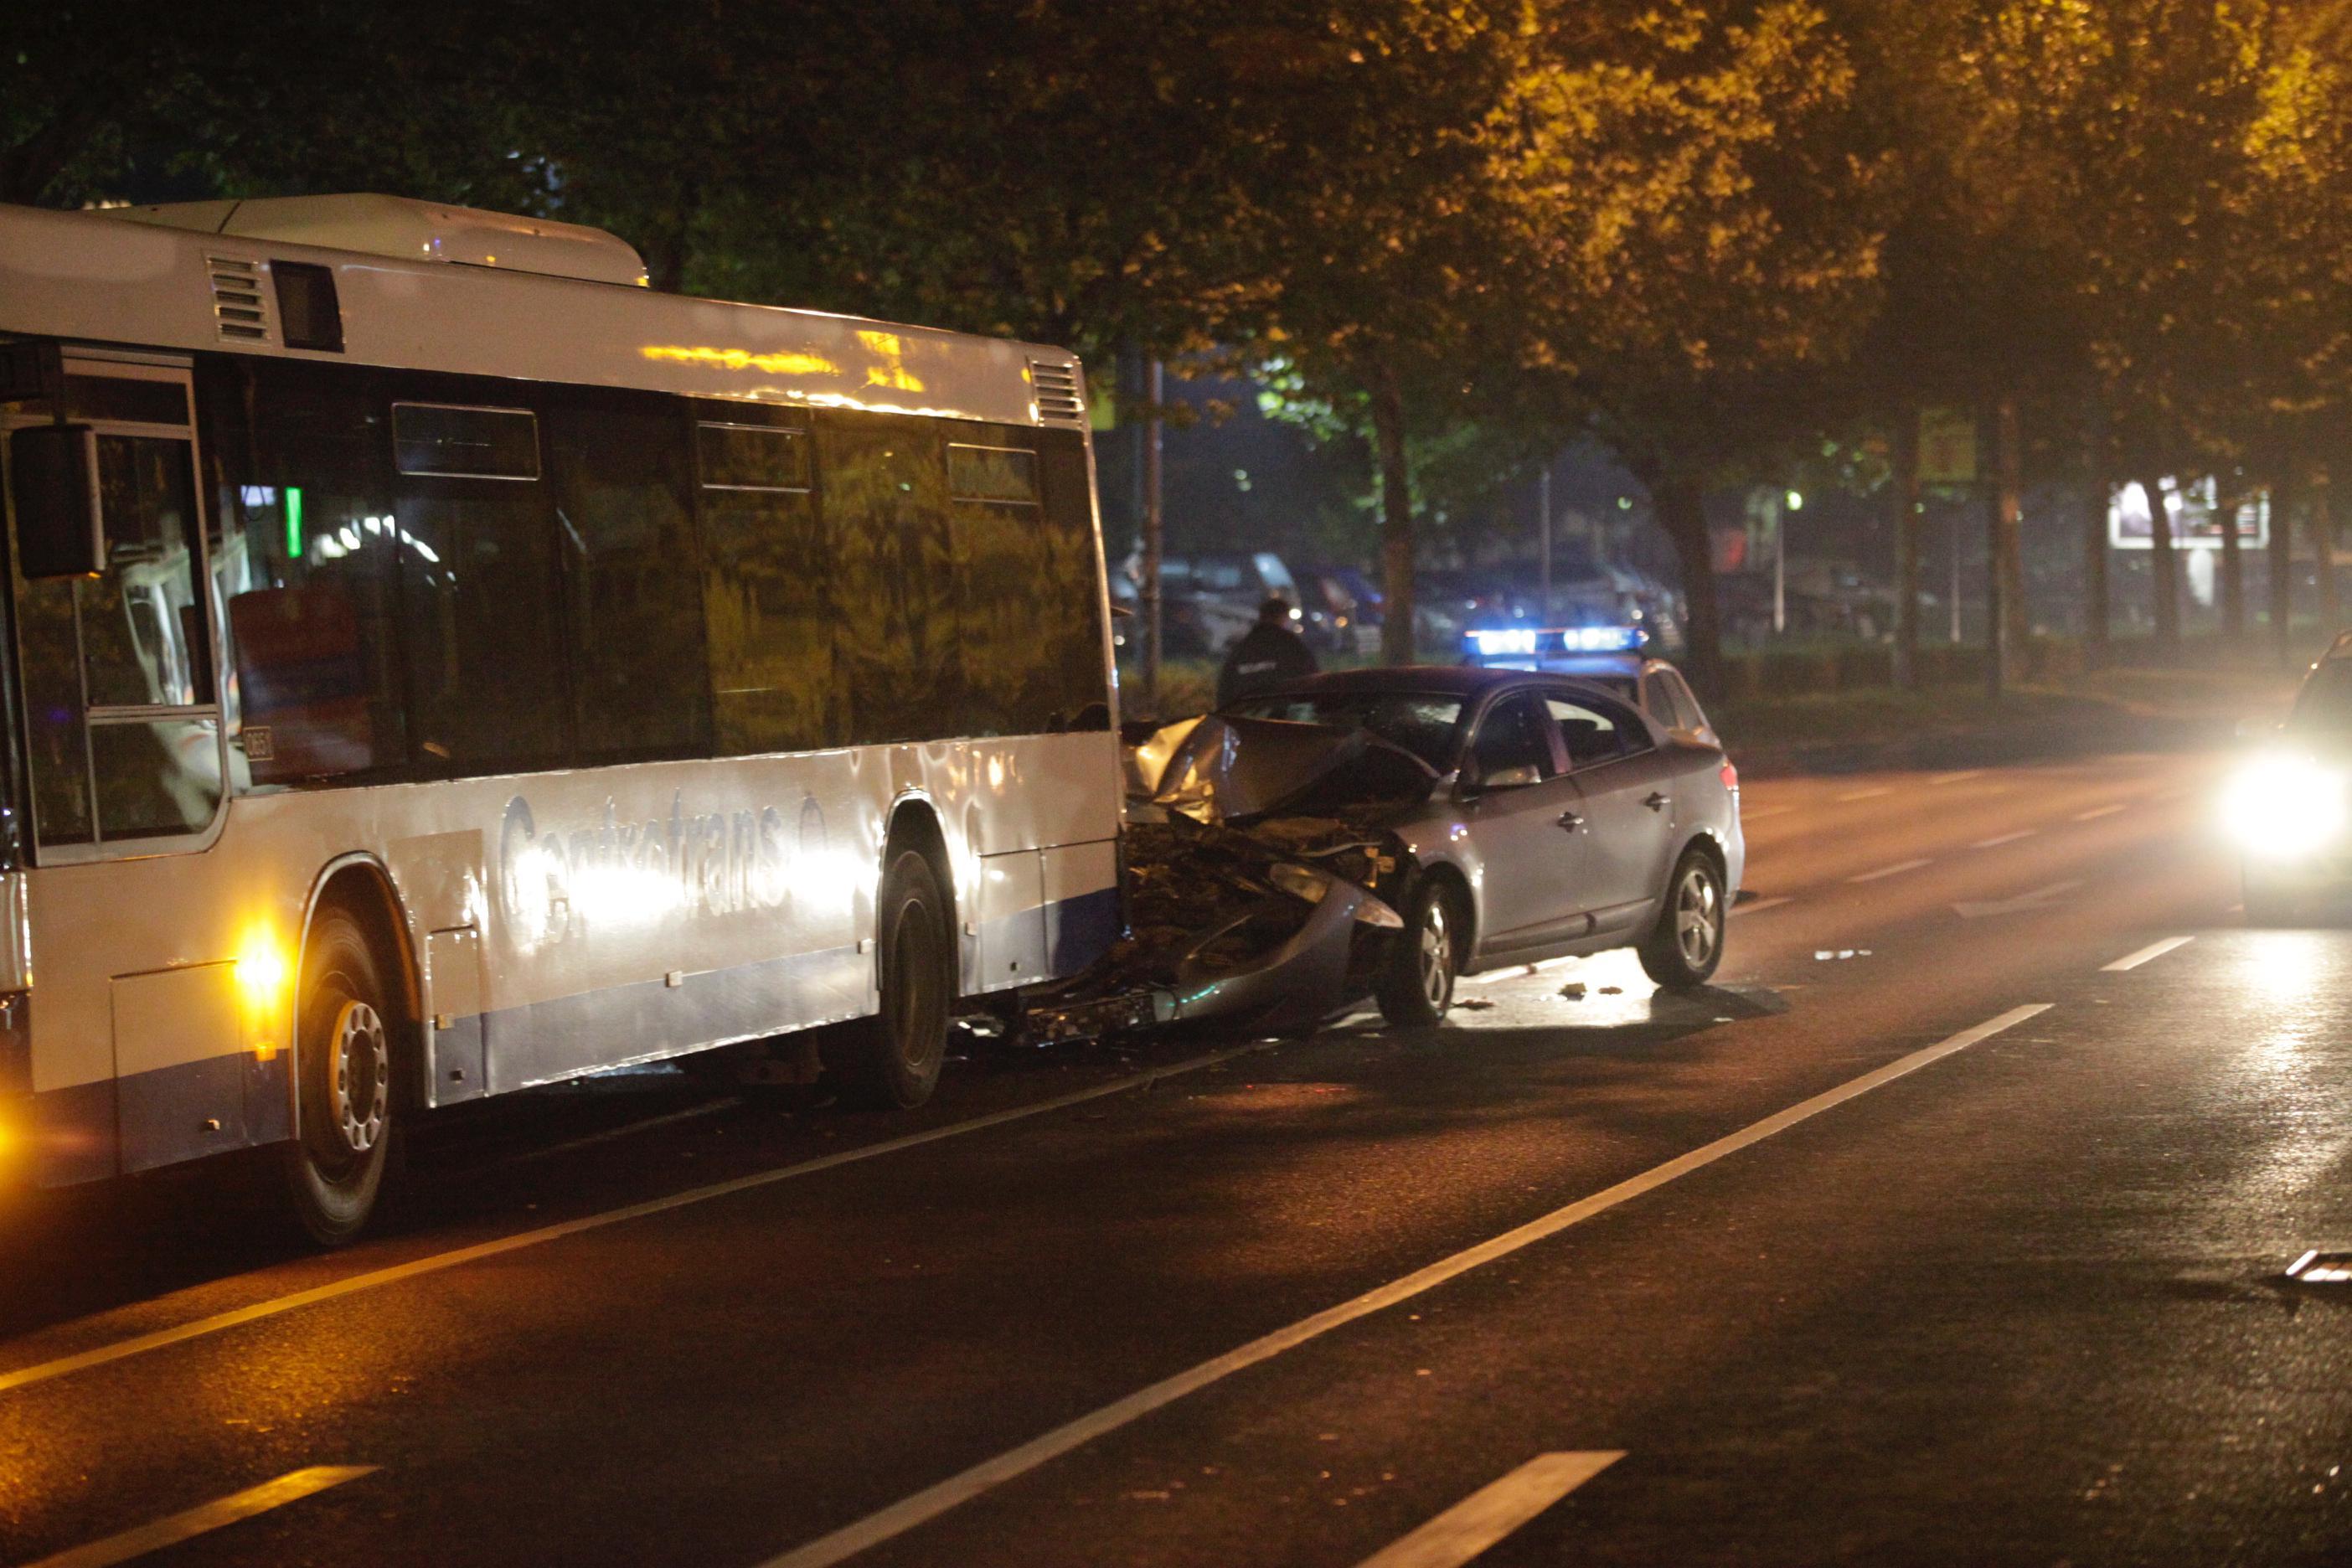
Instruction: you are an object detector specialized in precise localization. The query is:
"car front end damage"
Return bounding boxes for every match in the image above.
[1020,716,1426,1042]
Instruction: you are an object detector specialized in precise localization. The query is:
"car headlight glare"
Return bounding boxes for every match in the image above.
[2221,753,2347,857]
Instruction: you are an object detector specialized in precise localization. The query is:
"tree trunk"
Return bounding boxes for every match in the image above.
[1891,408,1922,691]
[1654,475,1724,701]
[1367,360,1416,665]
[2314,467,2340,637]
[2144,472,2179,655]
[1992,395,2027,684]
[2273,468,2301,665]
[2216,478,2246,645]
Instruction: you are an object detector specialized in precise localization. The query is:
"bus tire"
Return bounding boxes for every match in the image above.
[832,849,953,1110]
[283,905,399,1246]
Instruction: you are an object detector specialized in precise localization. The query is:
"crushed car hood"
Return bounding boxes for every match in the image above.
[1135,714,1437,826]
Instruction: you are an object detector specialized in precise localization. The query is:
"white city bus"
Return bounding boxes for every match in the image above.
[0,195,1122,1240]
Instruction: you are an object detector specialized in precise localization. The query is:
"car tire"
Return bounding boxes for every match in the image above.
[1377,878,1459,1029]
[1638,848,1726,992]
[831,849,954,1110]
[284,905,400,1247]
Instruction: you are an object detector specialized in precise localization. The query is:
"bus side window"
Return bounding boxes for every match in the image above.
[949,431,1047,737]
[200,358,405,787]
[819,412,958,745]
[1035,431,1112,730]
[544,395,709,761]
[389,398,572,775]
[695,418,844,755]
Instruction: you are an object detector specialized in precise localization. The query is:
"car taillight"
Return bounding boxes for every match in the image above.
[1720,761,1739,792]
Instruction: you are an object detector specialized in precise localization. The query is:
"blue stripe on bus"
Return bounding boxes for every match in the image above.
[26,883,1126,1188]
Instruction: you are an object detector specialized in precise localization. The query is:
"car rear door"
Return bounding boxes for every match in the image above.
[1545,688,1679,936]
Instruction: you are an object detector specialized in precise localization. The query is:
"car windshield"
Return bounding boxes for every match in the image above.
[1225,691,1467,770]
[2288,658,2352,735]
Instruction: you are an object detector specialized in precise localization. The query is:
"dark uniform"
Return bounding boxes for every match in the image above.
[1216,613,1319,707]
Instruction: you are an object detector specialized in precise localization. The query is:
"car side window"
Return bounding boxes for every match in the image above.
[1641,673,1678,727]
[1469,694,1558,784]
[1546,692,1651,768]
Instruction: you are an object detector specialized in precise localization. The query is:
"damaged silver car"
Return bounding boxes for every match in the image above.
[1027,666,1743,1041]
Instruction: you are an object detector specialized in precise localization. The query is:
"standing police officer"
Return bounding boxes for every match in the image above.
[1217,596,1319,707]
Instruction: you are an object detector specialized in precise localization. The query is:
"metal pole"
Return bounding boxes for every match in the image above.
[1142,358,1164,707]
[1950,505,1963,642]
[1772,492,1787,637]
[1538,462,1553,625]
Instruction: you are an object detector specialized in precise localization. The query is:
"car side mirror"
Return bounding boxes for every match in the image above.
[8,423,106,578]
[1482,763,1544,789]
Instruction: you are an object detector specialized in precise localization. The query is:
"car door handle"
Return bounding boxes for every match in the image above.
[1643,792,1669,812]
[1556,809,1583,832]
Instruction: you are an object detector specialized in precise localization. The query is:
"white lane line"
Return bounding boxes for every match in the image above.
[1836,787,1891,802]
[1970,829,2037,850]
[0,1044,1272,1399]
[757,1003,2053,1568]
[1847,858,1932,884]
[1730,895,1793,919]
[1928,770,1985,787]
[21,1466,377,1568]
[1354,1452,1624,1568]
[1740,805,1792,822]
[2103,935,2194,972]
[2073,803,2126,822]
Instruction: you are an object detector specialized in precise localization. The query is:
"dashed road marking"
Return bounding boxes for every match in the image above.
[1354,1452,1624,1568]
[1837,787,1891,802]
[1970,829,2037,849]
[756,1004,2053,1568]
[20,1466,378,1568]
[2073,803,2126,822]
[1730,896,1794,918]
[0,1044,1273,1399]
[1928,770,1985,786]
[2102,935,2194,972]
[1848,858,1932,884]
[1741,805,1792,822]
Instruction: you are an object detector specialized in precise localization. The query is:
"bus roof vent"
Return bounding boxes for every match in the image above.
[206,255,274,343]
[1030,359,1086,428]
[114,194,651,288]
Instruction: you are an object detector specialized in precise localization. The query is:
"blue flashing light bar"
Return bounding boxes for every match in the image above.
[1467,625,1643,658]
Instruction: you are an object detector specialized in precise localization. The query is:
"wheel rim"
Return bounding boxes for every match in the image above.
[1674,864,1722,969]
[886,896,946,1075]
[329,998,389,1157]
[1419,900,1453,1007]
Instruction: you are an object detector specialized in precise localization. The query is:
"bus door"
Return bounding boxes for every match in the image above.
[3,353,245,1175]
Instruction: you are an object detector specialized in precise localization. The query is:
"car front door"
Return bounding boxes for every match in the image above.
[1545,689,1679,936]
[1456,690,1590,952]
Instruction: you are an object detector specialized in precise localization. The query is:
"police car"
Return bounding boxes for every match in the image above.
[1462,623,1719,744]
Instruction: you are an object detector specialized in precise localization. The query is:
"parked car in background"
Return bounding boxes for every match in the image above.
[1292,566,1376,656]
[1115,550,1304,655]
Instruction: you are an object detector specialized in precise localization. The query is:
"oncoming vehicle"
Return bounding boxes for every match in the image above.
[2224,634,2352,921]
[1225,666,1744,1022]
[0,194,1121,1241]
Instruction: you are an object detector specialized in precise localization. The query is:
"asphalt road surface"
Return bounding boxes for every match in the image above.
[4,739,2349,1567]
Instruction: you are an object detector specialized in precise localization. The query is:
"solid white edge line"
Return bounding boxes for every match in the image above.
[2072,803,2126,822]
[1847,858,1932,884]
[757,1003,2054,1568]
[1970,829,2037,849]
[2102,935,2194,972]
[1353,1452,1625,1568]
[1730,896,1793,919]
[0,1044,1273,1398]
[20,1465,378,1568]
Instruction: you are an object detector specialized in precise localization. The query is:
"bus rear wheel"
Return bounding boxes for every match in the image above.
[284,906,398,1246]
[832,850,953,1110]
